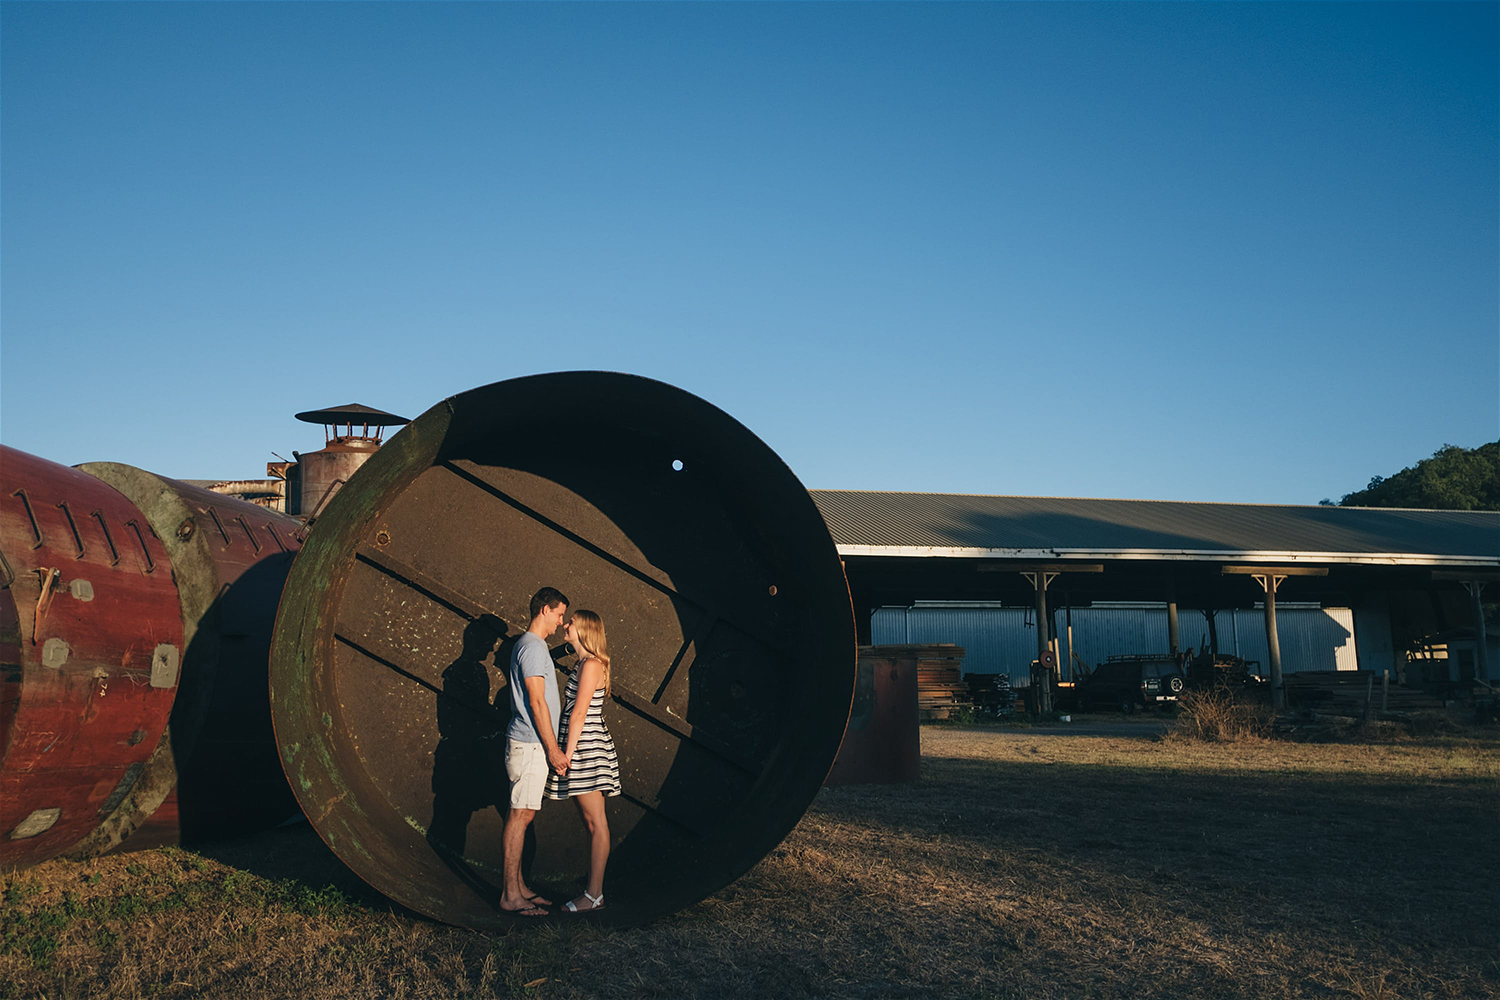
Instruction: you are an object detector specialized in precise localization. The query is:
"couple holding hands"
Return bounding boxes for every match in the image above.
[501,587,620,917]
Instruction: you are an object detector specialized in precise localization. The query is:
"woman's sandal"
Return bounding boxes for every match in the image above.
[563,890,604,913]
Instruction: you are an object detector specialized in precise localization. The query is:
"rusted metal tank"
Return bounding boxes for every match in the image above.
[270,372,856,928]
[293,404,409,518]
[1,446,306,868]
[824,647,920,786]
[1,447,185,866]
[76,464,305,843]
[297,439,379,519]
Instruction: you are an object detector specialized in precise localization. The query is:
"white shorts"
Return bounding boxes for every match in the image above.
[505,739,548,811]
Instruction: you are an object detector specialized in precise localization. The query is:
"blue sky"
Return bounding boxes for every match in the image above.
[3,2,1495,503]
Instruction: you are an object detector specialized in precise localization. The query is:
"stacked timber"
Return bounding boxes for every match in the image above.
[1285,671,1454,718]
[905,644,967,721]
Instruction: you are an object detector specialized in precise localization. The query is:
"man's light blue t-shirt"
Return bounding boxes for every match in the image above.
[507,631,560,744]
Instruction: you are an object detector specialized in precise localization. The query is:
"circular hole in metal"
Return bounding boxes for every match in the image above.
[375,530,392,546]
[671,458,684,472]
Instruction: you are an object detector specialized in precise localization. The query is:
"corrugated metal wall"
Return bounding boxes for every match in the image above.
[871,604,1359,681]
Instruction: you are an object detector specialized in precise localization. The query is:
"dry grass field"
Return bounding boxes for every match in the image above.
[3,719,1496,1000]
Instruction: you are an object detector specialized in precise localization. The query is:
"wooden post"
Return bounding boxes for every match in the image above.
[1262,575,1285,710]
[845,564,876,646]
[1036,577,1051,715]
[1167,601,1180,655]
[1363,672,1374,721]
[1065,600,1076,683]
[1022,571,1058,715]
[1204,609,1220,659]
[1222,567,1328,711]
[1381,669,1389,713]
[1466,582,1490,684]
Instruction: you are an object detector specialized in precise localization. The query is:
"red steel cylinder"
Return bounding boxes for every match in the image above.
[1,447,307,869]
[1,447,185,867]
[76,464,305,843]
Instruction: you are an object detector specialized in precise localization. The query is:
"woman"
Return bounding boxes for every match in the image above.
[544,609,621,912]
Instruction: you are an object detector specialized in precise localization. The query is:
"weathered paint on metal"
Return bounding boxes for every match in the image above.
[0,446,184,867]
[76,465,305,848]
[824,648,920,786]
[270,372,856,929]
[298,439,381,519]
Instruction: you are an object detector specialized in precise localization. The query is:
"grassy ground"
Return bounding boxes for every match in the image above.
[3,721,1496,1000]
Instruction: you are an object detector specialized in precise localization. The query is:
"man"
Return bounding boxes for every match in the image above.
[500,586,571,916]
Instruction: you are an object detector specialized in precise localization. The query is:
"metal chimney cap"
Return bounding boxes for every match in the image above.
[294,404,410,426]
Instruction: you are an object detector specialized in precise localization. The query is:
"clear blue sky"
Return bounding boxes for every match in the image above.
[3,2,1495,504]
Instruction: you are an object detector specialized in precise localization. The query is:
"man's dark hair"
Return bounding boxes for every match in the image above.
[530,587,570,620]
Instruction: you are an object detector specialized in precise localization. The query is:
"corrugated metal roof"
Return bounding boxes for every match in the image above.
[810,491,1500,566]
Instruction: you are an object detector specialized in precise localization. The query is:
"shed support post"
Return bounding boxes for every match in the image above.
[845,567,873,646]
[1253,574,1288,710]
[1167,600,1180,656]
[1022,572,1058,715]
[1065,599,1075,683]
[1464,582,1489,683]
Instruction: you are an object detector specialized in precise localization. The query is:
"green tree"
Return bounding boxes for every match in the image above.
[1321,441,1500,510]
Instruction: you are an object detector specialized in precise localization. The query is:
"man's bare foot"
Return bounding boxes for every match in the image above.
[499,895,548,917]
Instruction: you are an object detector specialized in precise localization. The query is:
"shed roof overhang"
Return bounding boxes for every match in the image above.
[811,490,1499,615]
[830,544,1494,568]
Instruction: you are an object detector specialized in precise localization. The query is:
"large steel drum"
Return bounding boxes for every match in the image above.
[76,464,303,843]
[269,372,856,927]
[0,447,304,868]
[1,447,184,865]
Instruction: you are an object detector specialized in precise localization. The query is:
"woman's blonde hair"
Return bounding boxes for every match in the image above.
[570,609,611,698]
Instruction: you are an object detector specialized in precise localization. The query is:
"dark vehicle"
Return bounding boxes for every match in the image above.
[1185,650,1264,691]
[1076,655,1186,713]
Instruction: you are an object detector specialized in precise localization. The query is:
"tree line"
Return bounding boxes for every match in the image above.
[1321,441,1499,511]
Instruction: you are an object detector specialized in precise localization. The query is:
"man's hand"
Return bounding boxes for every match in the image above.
[547,746,569,774]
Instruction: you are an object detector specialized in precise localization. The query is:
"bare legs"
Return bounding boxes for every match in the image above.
[500,807,551,913]
[570,791,609,908]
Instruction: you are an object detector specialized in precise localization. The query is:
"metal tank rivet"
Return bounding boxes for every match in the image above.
[176,518,195,540]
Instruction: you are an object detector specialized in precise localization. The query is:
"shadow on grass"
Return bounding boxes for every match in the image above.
[190,820,402,915]
[817,753,1497,947]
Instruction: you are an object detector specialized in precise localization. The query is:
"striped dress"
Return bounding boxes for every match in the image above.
[544,659,621,799]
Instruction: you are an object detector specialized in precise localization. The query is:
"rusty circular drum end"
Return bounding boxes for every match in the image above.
[270,372,856,928]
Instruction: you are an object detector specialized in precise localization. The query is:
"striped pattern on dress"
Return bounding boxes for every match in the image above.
[544,661,621,799]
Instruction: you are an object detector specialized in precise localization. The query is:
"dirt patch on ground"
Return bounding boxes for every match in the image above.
[3,727,1496,999]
